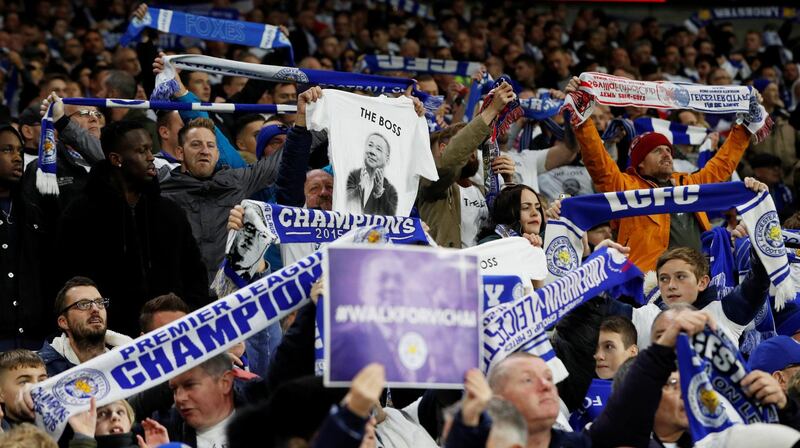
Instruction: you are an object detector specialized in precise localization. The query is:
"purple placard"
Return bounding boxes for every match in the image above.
[324,245,482,388]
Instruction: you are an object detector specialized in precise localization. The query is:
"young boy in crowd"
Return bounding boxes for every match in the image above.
[594,316,639,380]
[570,316,639,431]
[0,350,48,429]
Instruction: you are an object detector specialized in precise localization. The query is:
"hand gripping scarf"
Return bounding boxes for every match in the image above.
[482,247,643,381]
[36,98,297,196]
[152,54,443,113]
[119,7,295,64]
[477,76,524,206]
[32,233,345,438]
[677,328,779,447]
[543,182,795,309]
[212,201,431,292]
[561,72,773,143]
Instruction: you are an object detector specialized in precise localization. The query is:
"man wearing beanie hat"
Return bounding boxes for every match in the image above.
[565,76,758,271]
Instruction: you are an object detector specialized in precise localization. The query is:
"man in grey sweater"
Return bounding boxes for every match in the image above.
[161,117,282,282]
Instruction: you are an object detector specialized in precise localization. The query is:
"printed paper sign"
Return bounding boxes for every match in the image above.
[324,245,481,388]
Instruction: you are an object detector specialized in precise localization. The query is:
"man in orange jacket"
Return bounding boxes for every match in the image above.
[564,76,759,272]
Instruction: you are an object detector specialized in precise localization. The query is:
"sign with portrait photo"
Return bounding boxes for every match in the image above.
[323,245,482,388]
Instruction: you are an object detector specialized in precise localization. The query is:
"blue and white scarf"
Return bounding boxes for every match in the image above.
[32,244,328,439]
[482,139,501,207]
[702,227,776,355]
[359,55,481,77]
[562,72,773,144]
[634,117,710,146]
[569,378,612,431]
[464,72,491,122]
[483,248,643,381]
[119,7,295,64]
[677,328,779,447]
[36,98,297,196]
[600,118,634,142]
[690,7,799,29]
[214,201,431,293]
[519,95,564,121]
[701,227,736,294]
[634,117,717,169]
[153,54,442,113]
[543,182,795,308]
[483,275,525,309]
[247,201,430,245]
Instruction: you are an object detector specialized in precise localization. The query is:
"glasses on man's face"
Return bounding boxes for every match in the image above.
[69,110,103,120]
[60,298,110,314]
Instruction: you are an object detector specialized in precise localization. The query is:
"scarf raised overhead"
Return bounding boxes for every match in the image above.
[360,55,481,77]
[561,72,773,143]
[119,7,294,64]
[36,98,296,196]
[543,182,795,308]
[152,54,442,113]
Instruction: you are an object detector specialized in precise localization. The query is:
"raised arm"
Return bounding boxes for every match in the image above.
[564,77,629,192]
[275,87,320,206]
[41,94,104,164]
[544,120,580,171]
[152,52,245,169]
[418,82,515,199]
[685,124,749,185]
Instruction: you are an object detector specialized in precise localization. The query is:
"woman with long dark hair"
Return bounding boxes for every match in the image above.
[477,184,546,247]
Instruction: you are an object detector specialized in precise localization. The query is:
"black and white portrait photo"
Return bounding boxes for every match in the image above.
[346,132,398,215]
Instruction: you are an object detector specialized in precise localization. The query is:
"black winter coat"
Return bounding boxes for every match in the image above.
[57,160,210,337]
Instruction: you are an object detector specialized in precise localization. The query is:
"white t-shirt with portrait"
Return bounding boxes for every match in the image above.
[507,148,550,192]
[537,165,595,202]
[459,184,488,248]
[307,89,438,216]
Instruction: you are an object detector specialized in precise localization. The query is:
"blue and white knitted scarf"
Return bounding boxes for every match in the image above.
[359,55,481,77]
[153,54,442,113]
[119,7,294,64]
[36,98,297,196]
[33,242,329,439]
[543,182,795,308]
[483,248,642,381]
[562,72,773,144]
[677,328,779,446]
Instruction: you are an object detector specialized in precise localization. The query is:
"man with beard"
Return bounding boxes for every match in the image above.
[56,121,209,337]
[416,81,517,248]
[38,277,132,376]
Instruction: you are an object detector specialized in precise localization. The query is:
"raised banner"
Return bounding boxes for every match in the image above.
[543,182,793,307]
[119,7,294,63]
[323,245,481,388]
[32,249,326,439]
[482,248,642,381]
[561,72,772,143]
[250,201,430,245]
